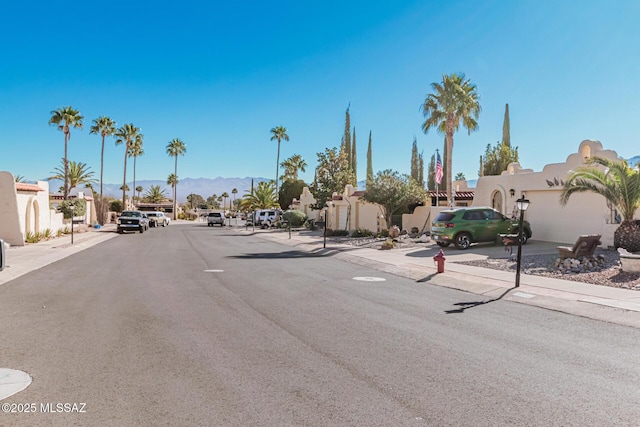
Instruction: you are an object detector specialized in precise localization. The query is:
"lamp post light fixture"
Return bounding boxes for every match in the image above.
[514,195,530,287]
[70,203,75,245]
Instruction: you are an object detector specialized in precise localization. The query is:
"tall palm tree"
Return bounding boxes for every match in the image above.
[128,134,144,207]
[270,126,289,194]
[166,138,187,220]
[421,73,481,205]
[144,185,168,204]
[49,106,84,199]
[167,173,179,217]
[136,186,143,201]
[221,192,229,210]
[280,154,307,181]
[115,123,141,209]
[561,156,640,251]
[231,188,238,210]
[89,115,116,221]
[49,160,97,193]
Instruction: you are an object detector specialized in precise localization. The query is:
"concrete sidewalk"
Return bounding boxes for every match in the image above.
[0,225,118,286]
[246,228,640,329]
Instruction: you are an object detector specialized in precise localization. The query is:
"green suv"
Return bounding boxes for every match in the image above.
[431,207,532,250]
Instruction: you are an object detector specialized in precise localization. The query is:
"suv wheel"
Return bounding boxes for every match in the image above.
[139,226,144,234]
[454,232,472,250]
[436,242,450,248]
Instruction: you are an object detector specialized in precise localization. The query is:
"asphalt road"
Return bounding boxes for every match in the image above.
[0,223,639,426]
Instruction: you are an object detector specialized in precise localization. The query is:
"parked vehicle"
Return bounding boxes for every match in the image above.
[255,209,280,228]
[146,211,169,227]
[431,207,532,250]
[117,210,149,234]
[207,211,225,227]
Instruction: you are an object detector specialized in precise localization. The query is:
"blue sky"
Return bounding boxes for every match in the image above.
[1,0,639,189]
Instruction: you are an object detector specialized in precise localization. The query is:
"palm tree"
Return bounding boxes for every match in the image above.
[128,134,144,206]
[231,188,238,210]
[167,173,178,217]
[421,73,481,205]
[270,126,289,194]
[89,115,116,221]
[49,106,84,199]
[49,160,97,193]
[115,123,141,209]
[14,175,27,183]
[136,186,143,201]
[221,192,229,210]
[280,154,307,181]
[166,138,187,220]
[561,156,640,251]
[240,181,279,210]
[144,185,168,204]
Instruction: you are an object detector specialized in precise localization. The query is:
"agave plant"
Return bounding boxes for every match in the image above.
[561,156,640,251]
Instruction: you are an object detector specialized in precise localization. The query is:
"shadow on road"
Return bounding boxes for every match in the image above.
[445,287,515,314]
[228,248,346,259]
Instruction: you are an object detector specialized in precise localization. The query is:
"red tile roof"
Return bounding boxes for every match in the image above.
[16,183,44,192]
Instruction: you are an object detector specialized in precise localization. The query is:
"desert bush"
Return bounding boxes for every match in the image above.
[326,229,349,237]
[283,210,307,227]
[351,228,374,238]
[377,229,390,238]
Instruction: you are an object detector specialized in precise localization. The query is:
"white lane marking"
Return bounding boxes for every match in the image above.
[204,269,224,273]
[353,277,386,282]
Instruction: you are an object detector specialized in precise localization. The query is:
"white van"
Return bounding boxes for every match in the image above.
[255,209,279,228]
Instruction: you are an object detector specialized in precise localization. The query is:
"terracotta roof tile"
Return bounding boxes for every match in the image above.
[16,183,44,192]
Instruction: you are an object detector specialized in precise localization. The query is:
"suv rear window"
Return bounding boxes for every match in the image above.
[435,213,455,221]
[209,212,222,217]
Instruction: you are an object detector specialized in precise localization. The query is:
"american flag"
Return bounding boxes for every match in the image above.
[435,151,443,185]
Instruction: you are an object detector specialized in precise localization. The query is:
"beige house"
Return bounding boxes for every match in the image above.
[298,185,388,233]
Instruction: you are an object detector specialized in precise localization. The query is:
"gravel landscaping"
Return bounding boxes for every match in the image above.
[336,235,640,291]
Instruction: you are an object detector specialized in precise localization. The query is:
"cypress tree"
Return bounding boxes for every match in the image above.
[366,131,373,187]
[502,103,511,147]
[352,127,357,184]
[418,151,424,188]
[342,105,351,170]
[427,154,435,191]
[410,137,419,182]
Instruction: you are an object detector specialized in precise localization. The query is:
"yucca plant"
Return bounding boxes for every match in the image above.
[561,156,640,252]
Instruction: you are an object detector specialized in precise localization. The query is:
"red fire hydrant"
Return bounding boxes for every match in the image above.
[433,249,446,273]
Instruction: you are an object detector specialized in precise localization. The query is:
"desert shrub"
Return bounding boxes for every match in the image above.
[25,232,41,243]
[326,229,349,237]
[59,199,87,219]
[377,229,390,238]
[283,210,307,227]
[351,228,374,238]
[110,200,123,213]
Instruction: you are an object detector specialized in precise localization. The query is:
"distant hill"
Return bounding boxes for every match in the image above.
[628,155,640,167]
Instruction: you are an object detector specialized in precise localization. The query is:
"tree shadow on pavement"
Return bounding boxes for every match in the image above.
[228,249,340,259]
[445,287,516,314]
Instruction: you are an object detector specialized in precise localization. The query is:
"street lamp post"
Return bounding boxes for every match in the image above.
[70,204,75,245]
[515,195,530,287]
[323,204,329,249]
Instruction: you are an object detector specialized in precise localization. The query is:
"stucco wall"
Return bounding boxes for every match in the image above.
[0,172,24,245]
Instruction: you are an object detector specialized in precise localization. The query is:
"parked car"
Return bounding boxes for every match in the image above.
[255,209,280,228]
[207,211,225,227]
[431,207,532,250]
[146,211,169,227]
[117,210,149,234]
